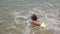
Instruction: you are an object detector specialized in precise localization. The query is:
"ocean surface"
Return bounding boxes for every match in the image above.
[0,0,60,34]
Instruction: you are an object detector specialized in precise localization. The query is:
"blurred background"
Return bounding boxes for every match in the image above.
[0,0,60,34]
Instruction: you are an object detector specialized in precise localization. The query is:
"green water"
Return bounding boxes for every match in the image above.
[0,0,60,34]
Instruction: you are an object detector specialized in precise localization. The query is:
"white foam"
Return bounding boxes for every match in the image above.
[12,9,30,34]
[15,15,28,19]
[31,8,46,17]
[15,20,20,24]
[6,25,16,29]
[42,2,54,7]
[29,11,35,14]
[11,25,16,29]
[22,20,30,34]
[31,8,60,31]
[0,20,4,23]
[12,10,30,25]
[10,7,60,34]
[11,10,23,17]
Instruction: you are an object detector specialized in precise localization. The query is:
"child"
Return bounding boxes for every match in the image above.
[31,14,41,26]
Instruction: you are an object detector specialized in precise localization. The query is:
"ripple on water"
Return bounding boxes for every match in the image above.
[0,3,60,34]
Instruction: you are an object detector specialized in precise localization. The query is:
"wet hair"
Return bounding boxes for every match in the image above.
[31,14,38,21]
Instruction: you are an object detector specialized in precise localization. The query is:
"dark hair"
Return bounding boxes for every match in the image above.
[31,14,38,21]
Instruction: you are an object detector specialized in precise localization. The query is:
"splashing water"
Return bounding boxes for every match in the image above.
[0,0,60,34]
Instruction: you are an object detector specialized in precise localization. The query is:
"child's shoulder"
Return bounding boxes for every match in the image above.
[37,19,42,23]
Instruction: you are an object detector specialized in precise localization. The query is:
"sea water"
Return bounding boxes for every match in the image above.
[0,0,60,34]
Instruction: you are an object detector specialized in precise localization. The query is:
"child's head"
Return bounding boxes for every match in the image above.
[31,14,38,21]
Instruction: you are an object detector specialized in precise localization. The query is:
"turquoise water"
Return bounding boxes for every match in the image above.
[0,0,60,34]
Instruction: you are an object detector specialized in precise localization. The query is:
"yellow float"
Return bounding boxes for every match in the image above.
[40,22,46,28]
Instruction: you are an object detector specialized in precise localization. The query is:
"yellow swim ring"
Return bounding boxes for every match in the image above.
[40,22,46,28]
